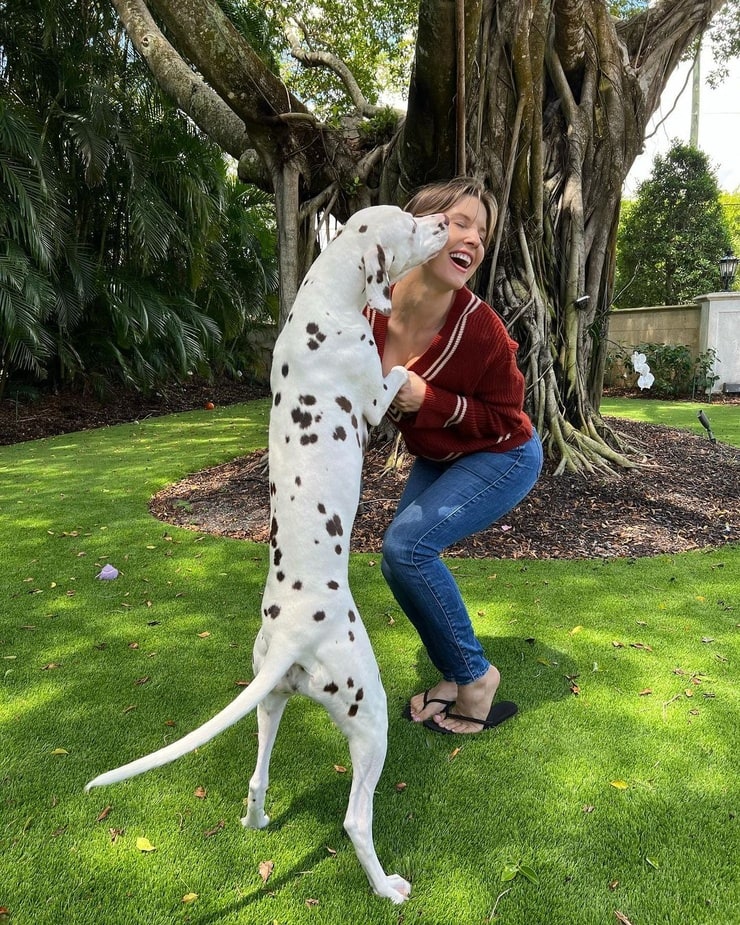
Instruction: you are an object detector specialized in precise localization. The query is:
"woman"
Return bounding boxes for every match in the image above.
[364,177,542,735]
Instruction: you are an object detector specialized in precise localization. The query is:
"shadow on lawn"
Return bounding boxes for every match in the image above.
[402,633,579,716]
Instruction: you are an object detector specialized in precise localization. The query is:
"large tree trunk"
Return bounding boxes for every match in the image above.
[112,0,728,472]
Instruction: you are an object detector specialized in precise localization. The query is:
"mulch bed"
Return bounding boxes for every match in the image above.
[148,417,739,561]
[2,380,737,560]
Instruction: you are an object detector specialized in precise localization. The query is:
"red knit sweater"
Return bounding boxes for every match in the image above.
[365,287,533,461]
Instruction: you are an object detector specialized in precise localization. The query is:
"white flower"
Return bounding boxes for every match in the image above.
[631,352,653,390]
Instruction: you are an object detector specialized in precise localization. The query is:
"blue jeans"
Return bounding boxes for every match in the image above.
[381,433,543,685]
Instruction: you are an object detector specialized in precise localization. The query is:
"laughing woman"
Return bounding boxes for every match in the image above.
[365,177,542,735]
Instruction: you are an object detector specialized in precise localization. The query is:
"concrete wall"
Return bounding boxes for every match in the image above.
[606,295,740,393]
[607,304,701,356]
[696,292,740,393]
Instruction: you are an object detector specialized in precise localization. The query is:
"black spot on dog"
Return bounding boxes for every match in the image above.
[274,392,281,406]
[277,571,285,582]
[355,689,364,701]
[333,427,347,441]
[335,396,352,413]
[270,516,278,545]
[348,631,355,642]
[308,339,321,350]
[306,322,319,334]
[348,610,356,623]
[281,363,289,377]
[265,604,281,619]
[295,476,301,486]
[291,407,313,429]
[326,514,343,537]
[317,503,326,514]
[313,610,326,621]
[324,682,339,694]
[351,414,358,430]
[358,224,368,233]
[270,481,277,496]
[327,580,339,590]
[335,544,342,555]
[347,678,354,688]
[348,704,359,717]
[300,394,317,405]
[293,580,303,590]
[383,285,390,299]
[300,433,318,445]
[274,548,282,566]
[374,244,386,282]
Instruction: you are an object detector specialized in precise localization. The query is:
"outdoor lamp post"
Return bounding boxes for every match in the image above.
[718,252,739,291]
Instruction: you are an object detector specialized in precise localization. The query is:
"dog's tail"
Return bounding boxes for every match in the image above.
[84,648,295,792]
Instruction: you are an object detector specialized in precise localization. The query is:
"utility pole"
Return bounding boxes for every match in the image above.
[690,42,701,147]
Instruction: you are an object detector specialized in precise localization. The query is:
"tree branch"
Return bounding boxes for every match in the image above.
[111,0,252,161]
[284,19,385,118]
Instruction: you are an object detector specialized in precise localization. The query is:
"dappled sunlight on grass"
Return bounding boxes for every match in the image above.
[1,399,738,925]
[601,397,740,446]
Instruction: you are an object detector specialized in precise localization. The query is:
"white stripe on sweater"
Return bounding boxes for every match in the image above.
[420,291,480,381]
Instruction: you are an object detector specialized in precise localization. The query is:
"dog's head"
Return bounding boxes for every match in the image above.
[345,206,449,315]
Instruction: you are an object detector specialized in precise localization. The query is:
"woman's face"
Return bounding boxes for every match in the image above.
[421,194,489,291]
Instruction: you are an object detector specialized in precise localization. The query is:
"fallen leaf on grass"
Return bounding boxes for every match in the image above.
[630,642,653,651]
[134,676,150,686]
[194,787,207,799]
[305,898,320,907]
[50,748,69,756]
[259,860,274,884]
[614,911,634,925]
[609,880,619,891]
[182,893,198,904]
[136,837,156,852]
[395,782,407,792]
[41,663,61,670]
[448,747,462,761]
[610,780,629,790]
[333,765,347,774]
[197,631,211,639]
[645,856,660,869]
[638,688,653,696]
[109,828,124,842]
[96,806,112,822]
[204,820,225,838]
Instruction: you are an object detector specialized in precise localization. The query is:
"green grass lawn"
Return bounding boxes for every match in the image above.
[1,399,738,924]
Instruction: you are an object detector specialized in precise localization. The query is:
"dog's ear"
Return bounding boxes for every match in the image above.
[363,244,393,314]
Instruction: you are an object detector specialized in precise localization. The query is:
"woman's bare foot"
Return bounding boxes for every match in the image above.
[407,679,458,722]
[430,665,501,733]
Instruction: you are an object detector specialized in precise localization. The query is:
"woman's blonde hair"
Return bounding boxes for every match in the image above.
[404,177,498,248]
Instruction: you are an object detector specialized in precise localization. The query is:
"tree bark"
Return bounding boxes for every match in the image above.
[111,0,730,470]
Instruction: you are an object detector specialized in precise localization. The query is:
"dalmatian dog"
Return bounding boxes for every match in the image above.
[86,205,449,903]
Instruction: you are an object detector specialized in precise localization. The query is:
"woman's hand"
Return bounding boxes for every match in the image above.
[392,371,427,414]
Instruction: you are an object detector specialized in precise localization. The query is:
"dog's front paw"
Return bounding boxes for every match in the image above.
[241,810,270,829]
[375,874,411,904]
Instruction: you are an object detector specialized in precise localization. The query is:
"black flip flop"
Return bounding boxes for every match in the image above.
[402,689,455,721]
[423,700,518,734]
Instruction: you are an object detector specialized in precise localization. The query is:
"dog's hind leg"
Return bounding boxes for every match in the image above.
[340,705,411,903]
[241,690,290,830]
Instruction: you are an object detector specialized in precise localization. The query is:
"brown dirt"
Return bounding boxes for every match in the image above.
[149,413,738,561]
[2,382,737,560]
